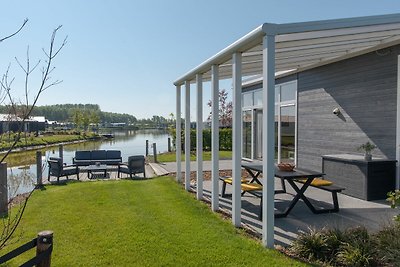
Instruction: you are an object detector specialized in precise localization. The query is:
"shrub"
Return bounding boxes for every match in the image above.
[169,128,232,152]
[324,228,346,259]
[290,227,329,262]
[373,222,400,266]
[387,190,400,222]
[337,243,374,267]
[290,226,377,266]
[336,227,374,267]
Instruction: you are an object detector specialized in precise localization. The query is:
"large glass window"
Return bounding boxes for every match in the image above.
[241,81,297,163]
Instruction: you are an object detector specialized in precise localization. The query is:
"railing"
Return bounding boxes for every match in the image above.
[0,230,53,267]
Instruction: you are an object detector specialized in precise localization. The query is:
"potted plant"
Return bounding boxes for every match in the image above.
[357,141,376,161]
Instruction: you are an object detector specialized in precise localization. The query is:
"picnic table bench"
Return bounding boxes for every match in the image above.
[220,162,345,219]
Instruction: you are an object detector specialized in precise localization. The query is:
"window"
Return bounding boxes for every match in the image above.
[242,110,252,159]
[242,92,253,108]
[241,80,297,163]
[280,82,296,102]
[253,90,262,106]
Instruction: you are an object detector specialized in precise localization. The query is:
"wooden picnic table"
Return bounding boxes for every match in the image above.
[241,162,331,218]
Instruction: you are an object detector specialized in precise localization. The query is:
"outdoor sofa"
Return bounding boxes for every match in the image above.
[73,150,122,166]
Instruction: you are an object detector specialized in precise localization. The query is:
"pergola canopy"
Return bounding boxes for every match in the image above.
[174,13,400,248]
[174,13,400,85]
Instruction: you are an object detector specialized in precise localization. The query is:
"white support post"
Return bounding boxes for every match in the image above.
[211,65,220,211]
[262,34,276,248]
[196,74,203,200]
[176,85,182,183]
[396,55,400,189]
[232,52,242,227]
[185,81,191,191]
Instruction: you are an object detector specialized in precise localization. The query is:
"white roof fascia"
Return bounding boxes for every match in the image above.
[275,13,400,35]
[173,24,272,86]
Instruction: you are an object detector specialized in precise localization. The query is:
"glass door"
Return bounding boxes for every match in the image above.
[241,80,297,162]
[254,109,263,160]
[280,105,295,163]
[242,110,252,159]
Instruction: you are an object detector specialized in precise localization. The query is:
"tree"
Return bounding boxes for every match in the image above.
[71,109,83,129]
[207,89,233,127]
[0,20,67,250]
[81,111,91,131]
[90,110,100,131]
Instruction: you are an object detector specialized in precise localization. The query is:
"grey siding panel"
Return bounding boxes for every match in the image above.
[297,45,399,171]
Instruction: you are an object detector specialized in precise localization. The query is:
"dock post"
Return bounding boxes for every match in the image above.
[36,151,43,186]
[58,145,63,164]
[36,230,54,267]
[0,162,8,216]
[168,137,171,152]
[145,140,149,156]
[153,143,157,163]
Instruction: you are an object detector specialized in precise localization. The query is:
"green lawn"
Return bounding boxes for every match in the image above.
[1,177,307,266]
[152,150,232,162]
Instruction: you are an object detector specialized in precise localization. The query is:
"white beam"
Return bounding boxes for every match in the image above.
[272,14,400,35]
[173,26,265,86]
[196,74,203,200]
[211,65,220,211]
[262,34,275,248]
[396,55,400,189]
[185,80,191,191]
[232,52,242,227]
[176,85,182,183]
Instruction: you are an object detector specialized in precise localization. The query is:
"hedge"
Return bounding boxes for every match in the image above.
[170,128,232,151]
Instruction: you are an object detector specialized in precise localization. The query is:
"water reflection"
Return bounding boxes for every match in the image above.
[8,166,36,200]
[5,129,170,200]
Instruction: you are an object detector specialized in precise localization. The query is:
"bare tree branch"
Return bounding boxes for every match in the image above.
[0,19,28,43]
[0,20,67,251]
[0,26,67,164]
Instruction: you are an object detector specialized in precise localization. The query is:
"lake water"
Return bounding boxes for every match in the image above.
[6,129,171,200]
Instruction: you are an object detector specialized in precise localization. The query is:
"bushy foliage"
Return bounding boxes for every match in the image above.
[170,128,232,152]
[374,223,400,266]
[337,227,374,267]
[291,228,330,262]
[291,226,376,267]
[387,190,400,222]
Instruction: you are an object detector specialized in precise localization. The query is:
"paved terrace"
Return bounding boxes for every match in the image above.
[152,160,398,246]
[44,164,155,183]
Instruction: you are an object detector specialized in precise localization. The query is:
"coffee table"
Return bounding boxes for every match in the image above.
[86,164,108,179]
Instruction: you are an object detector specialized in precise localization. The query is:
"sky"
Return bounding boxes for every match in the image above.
[1,1,400,120]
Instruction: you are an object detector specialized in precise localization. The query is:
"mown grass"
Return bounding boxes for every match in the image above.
[1,177,307,266]
[151,150,232,162]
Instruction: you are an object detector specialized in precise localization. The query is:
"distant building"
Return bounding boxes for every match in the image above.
[0,114,46,134]
[105,122,127,128]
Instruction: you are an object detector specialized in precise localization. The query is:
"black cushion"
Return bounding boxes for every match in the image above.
[106,150,121,159]
[91,150,107,160]
[75,151,91,160]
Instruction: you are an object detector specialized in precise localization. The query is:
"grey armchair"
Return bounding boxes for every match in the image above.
[48,157,79,182]
[118,155,146,178]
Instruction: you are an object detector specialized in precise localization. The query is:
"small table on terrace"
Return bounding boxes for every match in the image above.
[241,162,325,218]
[86,164,109,179]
